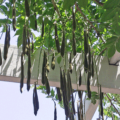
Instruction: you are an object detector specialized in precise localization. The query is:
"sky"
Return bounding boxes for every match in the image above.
[0,3,112,120]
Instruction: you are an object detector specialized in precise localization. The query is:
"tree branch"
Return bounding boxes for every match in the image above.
[51,0,61,18]
[75,3,105,43]
[105,93,120,116]
[93,0,104,7]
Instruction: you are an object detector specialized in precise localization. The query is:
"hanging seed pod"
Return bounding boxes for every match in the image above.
[67,69,72,99]
[88,46,91,76]
[56,87,62,102]
[92,54,94,77]
[34,12,37,30]
[72,31,76,56]
[12,0,16,31]
[8,25,10,48]
[41,20,44,37]
[61,30,65,57]
[72,93,75,115]
[84,54,88,73]
[27,37,31,91]
[4,25,9,60]
[87,73,91,98]
[51,53,55,70]
[22,25,26,55]
[72,7,76,31]
[33,83,39,115]
[55,24,61,53]
[20,52,24,93]
[100,85,103,118]
[77,102,80,120]
[45,72,50,95]
[84,30,88,54]
[60,67,63,91]
[79,70,82,86]
[42,51,47,85]
[31,34,34,53]
[69,53,72,73]
[78,90,81,99]
[46,61,50,73]
[54,101,57,120]
[0,48,2,65]
[25,0,30,17]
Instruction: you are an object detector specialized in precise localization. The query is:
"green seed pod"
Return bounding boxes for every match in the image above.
[72,31,76,56]
[20,52,24,93]
[55,24,61,53]
[69,53,72,73]
[27,37,31,91]
[87,73,91,98]
[79,70,82,86]
[72,93,75,115]
[34,12,37,30]
[25,0,30,17]
[12,0,16,31]
[41,20,44,37]
[84,30,88,54]
[51,53,55,70]
[0,48,2,65]
[56,87,62,102]
[61,30,65,57]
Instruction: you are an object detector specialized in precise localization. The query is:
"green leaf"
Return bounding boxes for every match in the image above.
[116,39,120,52]
[101,8,117,22]
[77,0,88,8]
[29,15,36,30]
[57,55,62,64]
[51,88,54,97]
[107,45,115,58]
[0,19,11,24]
[14,28,22,36]
[103,0,120,9]
[17,35,22,47]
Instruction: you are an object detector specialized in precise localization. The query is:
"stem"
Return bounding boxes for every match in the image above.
[75,3,105,44]
[105,93,120,116]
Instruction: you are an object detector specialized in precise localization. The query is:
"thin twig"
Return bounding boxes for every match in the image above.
[99,48,107,56]
[75,3,105,44]
[51,0,61,18]
[93,0,104,6]
[105,93,120,116]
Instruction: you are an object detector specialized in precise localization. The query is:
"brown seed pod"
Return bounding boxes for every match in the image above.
[41,20,44,37]
[79,70,82,86]
[88,46,91,76]
[20,52,24,93]
[72,7,76,31]
[31,34,34,53]
[4,25,9,60]
[84,54,88,73]
[8,25,10,48]
[46,61,50,73]
[54,101,57,120]
[42,51,47,85]
[0,48,2,65]
[72,93,75,115]
[60,67,63,91]
[84,30,88,54]
[72,31,76,56]
[12,0,16,31]
[100,85,103,118]
[69,53,72,73]
[33,83,39,115]
[25,0,30,17]
[34,12,37,30]
[45,72,50,95]
[87,73,91,98]
[51,53,55,70]
[27,37,31,91]
[22,25,26,55]
[61,30,65,57]
[55,24,61,53]
[78,90,81,99]
[56,87,62,102]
